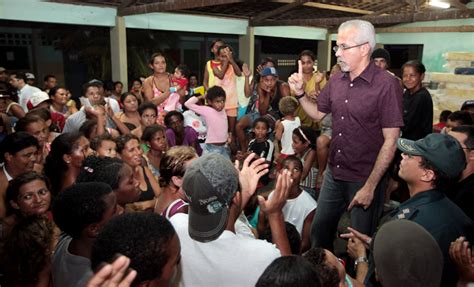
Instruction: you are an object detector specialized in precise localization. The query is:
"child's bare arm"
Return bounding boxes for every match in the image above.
[228,49,242,76]
[203,65,209,90]
[213,59,227,80]
[301,149,316,181]
[242,63,252,98]
[275,120,284,141]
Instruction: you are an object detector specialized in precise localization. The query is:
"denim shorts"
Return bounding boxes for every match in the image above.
[204,143,230,159]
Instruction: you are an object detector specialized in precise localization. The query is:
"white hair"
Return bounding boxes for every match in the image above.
[338,20,376,53]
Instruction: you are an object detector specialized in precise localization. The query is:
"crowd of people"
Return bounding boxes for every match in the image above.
[0,19,473,287]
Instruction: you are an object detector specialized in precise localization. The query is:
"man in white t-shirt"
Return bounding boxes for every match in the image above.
[9,72,41,112]
[170,153,292,287]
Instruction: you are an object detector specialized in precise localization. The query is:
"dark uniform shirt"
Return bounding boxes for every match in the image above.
[317,62,403,181]
[448,173,474,221]
[366,189,474,287]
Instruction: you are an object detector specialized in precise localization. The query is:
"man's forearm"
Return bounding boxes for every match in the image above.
[365,129,399,190]
[298,95,324,121]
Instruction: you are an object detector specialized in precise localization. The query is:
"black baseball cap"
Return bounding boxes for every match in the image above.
[397,133,466,178]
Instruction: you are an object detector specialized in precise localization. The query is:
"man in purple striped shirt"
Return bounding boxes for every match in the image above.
[289,19,403,250]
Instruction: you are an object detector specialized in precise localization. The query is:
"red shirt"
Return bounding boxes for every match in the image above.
[317,62,403,181]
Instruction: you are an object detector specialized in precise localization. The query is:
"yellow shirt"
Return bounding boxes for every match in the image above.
[293,72,327,130]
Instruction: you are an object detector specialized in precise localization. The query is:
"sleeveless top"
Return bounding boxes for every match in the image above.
[300,148,318,189]
[206,60,221,88]
[214,65,238,110]
[280,117,301,155]
[151,74,173,125]
[246,80,285,120]
[161,199,188,220]
[138,166,155,201]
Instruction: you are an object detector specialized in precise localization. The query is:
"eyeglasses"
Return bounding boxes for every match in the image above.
[333,42,368,53]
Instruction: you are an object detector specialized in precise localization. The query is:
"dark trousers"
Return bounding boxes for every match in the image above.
[310,168,386,250]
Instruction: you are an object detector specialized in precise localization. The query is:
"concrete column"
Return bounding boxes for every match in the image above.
[239,26,255,70]
[110,16,128,91]
[317,34,331,72]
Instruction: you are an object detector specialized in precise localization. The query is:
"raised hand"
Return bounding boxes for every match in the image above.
[234,153,269,208]
[85,255,137,287]
[258,169,292,216]
[242,63,251,77]
[288,60,305,95]
[449,236,474,283]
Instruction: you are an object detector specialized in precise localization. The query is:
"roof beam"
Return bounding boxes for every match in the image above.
[251,8,474,27]
[250,1,309,24]
[449,0,469,11]
[119,0,138,9]
[370,3,408,16]
[303,2,373,15]
[376,25,474,33]
[118,0,245,16]
[273,0,373,15]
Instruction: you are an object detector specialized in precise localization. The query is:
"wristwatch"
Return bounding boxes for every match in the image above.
[295,92,305,100]
[354,256,368,269]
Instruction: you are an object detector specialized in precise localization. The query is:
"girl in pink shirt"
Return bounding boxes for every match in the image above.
[184,86,230,158]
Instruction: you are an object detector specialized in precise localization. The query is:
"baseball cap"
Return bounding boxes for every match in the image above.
[260,67,278,77]
[371,48,391,66]
[0,67,5,73]
[182,153,239,242]
[27,91,51,110]
[374,220,443,287]
[397,133,466,178]
[25,72,35,80]
[461,100,474,111]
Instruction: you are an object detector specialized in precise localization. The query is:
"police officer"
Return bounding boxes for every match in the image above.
[342,133,474,286]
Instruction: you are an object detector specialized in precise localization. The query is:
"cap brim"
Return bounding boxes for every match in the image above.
[397,138,423,155]
[188,205,228,242]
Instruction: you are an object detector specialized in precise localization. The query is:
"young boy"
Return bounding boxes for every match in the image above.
[91,213,181,287]
[51,182,121,287]
[275,96,300,159]
[244,117,274,186]
[184,85,229,158]
[131,102,157,140]
[90,134,117,158]
[263,156,316,252]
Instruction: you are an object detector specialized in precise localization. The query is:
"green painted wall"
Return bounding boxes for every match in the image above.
[377,32,474,72]
[378,18,474,72]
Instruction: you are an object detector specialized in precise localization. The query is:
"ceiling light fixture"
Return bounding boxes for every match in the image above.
[428,0,451,9]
